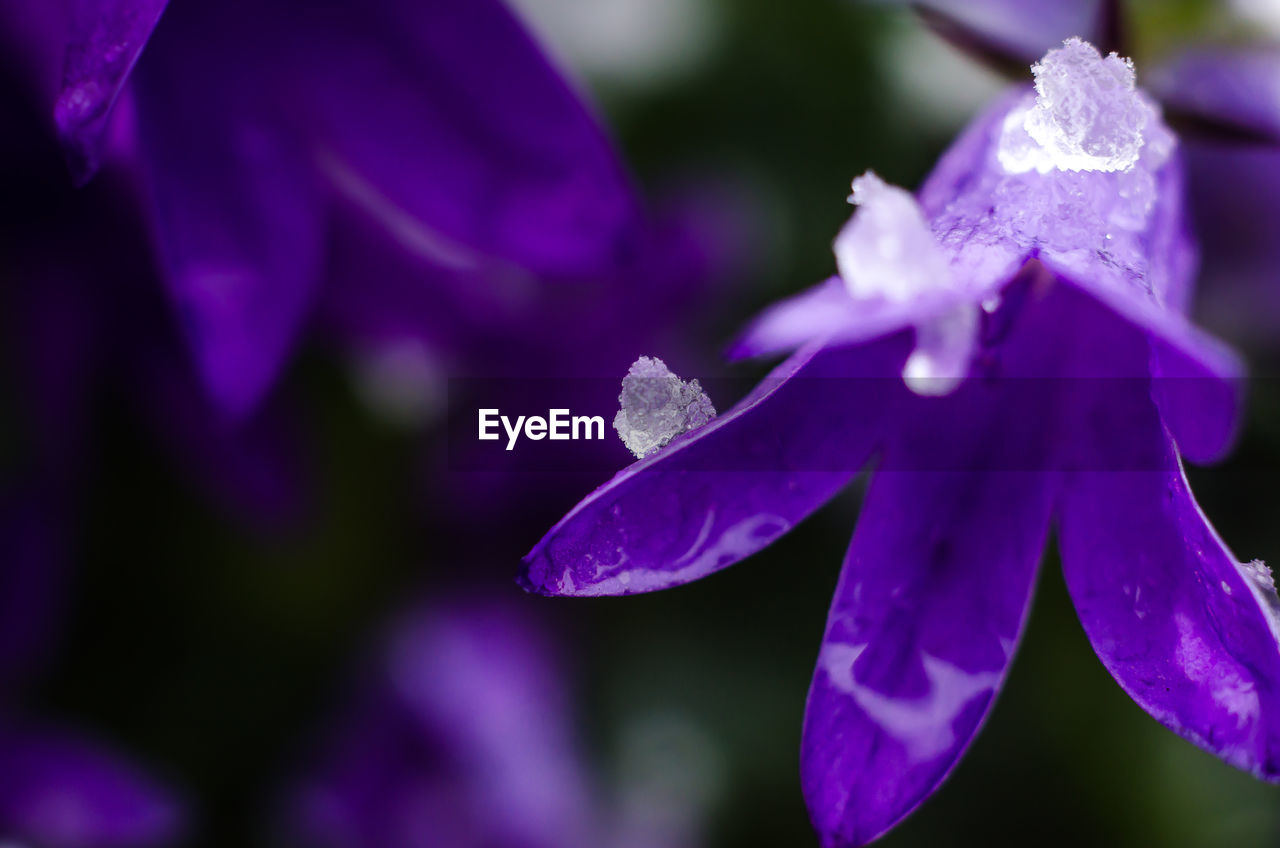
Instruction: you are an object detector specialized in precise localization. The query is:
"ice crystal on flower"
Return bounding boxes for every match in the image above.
[940,38,1181,301]
[614,357,716,459]
[834,172,950,303]
[1001,37,1148,174]
[827,40,1183,400]
[1243,559,1276,594]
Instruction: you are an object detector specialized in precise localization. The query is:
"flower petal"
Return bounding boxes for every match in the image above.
[1184,144,1280,345]
[0,723,184,847]
[131,4,323,419]
[289,599,595,848]
[1151,49,1280,147]
[1059,417,1280,780]
[1037,145,1245,464]
[727,277,967,361]
[54,0,168,183]
[1147,323,1245,465]
[287,0,642,276]
[733,91,1034,363]
[803,457,1054,846]
[904,0,1107,70]
[1044,270,1245,464]
[520,337,909,596]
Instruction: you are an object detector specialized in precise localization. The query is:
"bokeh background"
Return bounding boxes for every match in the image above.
[4,0,1280,845]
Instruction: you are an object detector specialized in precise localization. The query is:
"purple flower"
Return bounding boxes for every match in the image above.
[522,38,1278,846]
[1,0,649,419]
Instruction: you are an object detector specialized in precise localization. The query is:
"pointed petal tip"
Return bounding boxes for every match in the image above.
[190,344,285,426]
[723,338,758,363]
[1061,436,1280,783]
[515,556,554,596]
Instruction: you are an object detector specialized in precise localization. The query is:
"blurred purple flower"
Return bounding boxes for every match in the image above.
[0,721,183,848]
[522,38,1280,847]
[0,79,314,536]
[286,596,709,848]
[1,0,652,419]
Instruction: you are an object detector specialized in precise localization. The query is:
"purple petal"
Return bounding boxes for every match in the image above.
[728,278,966,361]
[289,599,595,848]
[54,0,168,183]
[0,724,184,847]
[1184,144,1280,345]
[917,87,1026,218]
[803,458,1054,846]
[387,603,595,848]
[1041,270,1244,462]
[521,337,910,596]
[1035,143,1245,463]
[732,93,1033,363]
[920,88,1039,286]
[1148,324,1245,465]
[286,0,642,276]
[131,4,323,419]
[1059,426,1280,780]
[906,0,1106,68]
[1150,49,1280,147]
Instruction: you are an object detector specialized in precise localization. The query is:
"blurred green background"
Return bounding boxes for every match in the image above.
[21,0,1280,845]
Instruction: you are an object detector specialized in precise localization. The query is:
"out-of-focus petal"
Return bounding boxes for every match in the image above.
[1059,422,1280,780]
[388,602,595,848]
[728,278,967,361]
[899,0,1106,70]
[520,337,909,596]
[0,724,184,848]
[1151,49,1280,147]
[285,0,642,276]
[289,599,595,848]
[1036,140,1245,463]
[54,0,168,183]
[1184,144,1280,345]
[803,453,1054,846]
[131,3,323,419]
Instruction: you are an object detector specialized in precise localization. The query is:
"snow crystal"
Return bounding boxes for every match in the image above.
[1243,559,1276,594]
[834,171,951,303]
[614,357,716,459]
[1000,37,1149,174]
